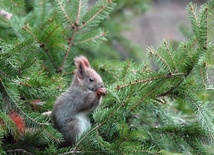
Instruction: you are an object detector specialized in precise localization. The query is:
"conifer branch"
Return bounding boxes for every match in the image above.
[59,149,156,155]
[159,83,182,98]
[42,45,59,72]
[188,3,199,32]
[200,67,207,89]
[163,41,178,72]
[122,61,131,78]
[0,70,8,78]
[183,44,193,62]
[0,80,49,127]
[57,0,115,72]
[22,25,59,72]
[198,5,208,50]
[43,25,59,43]
[58,28,77,73]
[76,0,82,25]
[148,47,172,73]
[185,93,214,139]
[73,31,106,45]
[6,149,34,155]
[17,106,50,127]
[204,6,208,50]
[56,0,75,27]
[130,87,159,111]
[116,72,187,90]
[41,25,61,72]
[79,0,113,29]
[9,0,21,8]
[58,150,111,155]
[22,26,40,43]
[44,128,61,143]
[105,95,130,124]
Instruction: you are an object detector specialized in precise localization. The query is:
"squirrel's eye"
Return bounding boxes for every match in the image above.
[89,77,94,82]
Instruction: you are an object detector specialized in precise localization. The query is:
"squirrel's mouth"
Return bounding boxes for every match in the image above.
[87,82,105,92]
[87,86,106,96]
[97,88,106,96]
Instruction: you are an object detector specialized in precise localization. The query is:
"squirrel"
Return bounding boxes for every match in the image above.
[52,56,106,147]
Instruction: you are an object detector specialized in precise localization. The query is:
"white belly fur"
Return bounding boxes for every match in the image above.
[76,113,91,138]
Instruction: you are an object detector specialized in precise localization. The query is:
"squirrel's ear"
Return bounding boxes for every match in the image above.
[74,56,90,78]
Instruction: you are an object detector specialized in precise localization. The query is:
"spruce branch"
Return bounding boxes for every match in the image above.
[130,86,159,111]
[58,150,110,155]
[0,80,49,127]
[158,80,183,97]
[43,25,59,43]
[58,28,77,73]
[199,67,207,89]
[73,31,106,45]
[55,0,115,72]
[6,149,34,155]
[116,72,187,90]
[79,0,115,29]
[22,25,39,43]
[188,3,209,50]
[44,128,62,144]
[181,42,194,63]
[2,0,25,13]
[58,149,158,155]
[42,45,59,72]
[188,3,200,36]
[204,6,208,50]
[184,93,214,140]
[148,46,172,73]
[198,4,209,50]
[163,41,178,72]
[22,25,59,72]
[0,70,8,78]
[56,0,75,28]
[9,0,21,8]
[75,0,83,25]
[121,61,131,78]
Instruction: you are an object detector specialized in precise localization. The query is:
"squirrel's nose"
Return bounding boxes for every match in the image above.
[100,87,106,96]
[96,87,106,96]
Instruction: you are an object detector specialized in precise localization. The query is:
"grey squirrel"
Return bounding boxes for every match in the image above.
[52,56,106,146]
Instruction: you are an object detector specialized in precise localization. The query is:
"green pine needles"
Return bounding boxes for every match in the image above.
[0,0,214,155]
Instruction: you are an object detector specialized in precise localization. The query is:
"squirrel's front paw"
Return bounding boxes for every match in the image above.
[96,88,106,96]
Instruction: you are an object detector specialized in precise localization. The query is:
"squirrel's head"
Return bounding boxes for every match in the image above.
[73,56,106,96]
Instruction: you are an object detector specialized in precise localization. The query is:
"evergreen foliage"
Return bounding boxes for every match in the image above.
[0,0,214,155]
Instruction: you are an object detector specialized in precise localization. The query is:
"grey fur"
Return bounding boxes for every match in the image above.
[52,56,105,146]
